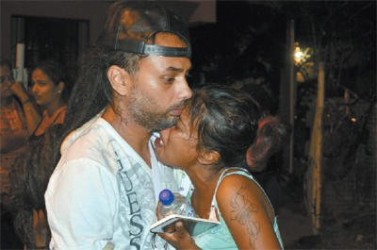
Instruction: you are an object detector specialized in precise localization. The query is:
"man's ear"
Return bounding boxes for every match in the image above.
[198,150,220,165]
[107,65,131,96]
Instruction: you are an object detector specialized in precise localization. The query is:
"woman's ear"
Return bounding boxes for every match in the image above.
[57,81,65,94]
[107,65,130,96]
[198,150,220,165]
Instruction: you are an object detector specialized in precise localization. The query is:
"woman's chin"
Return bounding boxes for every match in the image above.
[166,164,178,169]
[157,155,176,169]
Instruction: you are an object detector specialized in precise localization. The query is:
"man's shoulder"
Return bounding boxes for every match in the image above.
[59,118,123,166]
[63,117,116,150]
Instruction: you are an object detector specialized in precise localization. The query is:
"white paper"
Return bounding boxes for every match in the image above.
[150,214,220,236]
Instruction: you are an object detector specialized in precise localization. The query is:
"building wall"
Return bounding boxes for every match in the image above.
[1,0,216,63]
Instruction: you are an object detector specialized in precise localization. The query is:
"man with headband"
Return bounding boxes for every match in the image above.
[45,1,192,249]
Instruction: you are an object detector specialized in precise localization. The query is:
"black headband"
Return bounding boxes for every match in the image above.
[113,39,191,58]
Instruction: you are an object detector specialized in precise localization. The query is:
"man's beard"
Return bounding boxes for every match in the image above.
[127,88,180,133]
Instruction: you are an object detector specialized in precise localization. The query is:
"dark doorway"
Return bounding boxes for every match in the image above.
[11,16,89,73]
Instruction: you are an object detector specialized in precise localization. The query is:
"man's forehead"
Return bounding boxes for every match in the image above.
[140,55,191,73]
[153,32,188,48]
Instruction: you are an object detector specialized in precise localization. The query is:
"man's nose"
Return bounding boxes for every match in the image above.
[179,81,192,101]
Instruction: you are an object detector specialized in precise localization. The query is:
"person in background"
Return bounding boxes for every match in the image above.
[233,80,289,214]
[29,60,68,136]
[245,115,289,215]
[0,59,29,249]
[0,60,37,154]
[246,115,288,171]
[8,59,70,249]
[44,1,192,249]
[154,85,284,249]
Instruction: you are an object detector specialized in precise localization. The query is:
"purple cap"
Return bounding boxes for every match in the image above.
[159,189,175,206]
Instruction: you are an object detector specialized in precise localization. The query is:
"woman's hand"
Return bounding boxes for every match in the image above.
[9,81,30,103]
[156,199,200,249]
[157,221,200,250]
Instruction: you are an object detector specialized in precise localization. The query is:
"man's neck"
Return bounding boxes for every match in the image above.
[102,105,152,167]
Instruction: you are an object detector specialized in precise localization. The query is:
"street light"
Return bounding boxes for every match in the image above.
[294,42,312,66]
[294,42,315,82]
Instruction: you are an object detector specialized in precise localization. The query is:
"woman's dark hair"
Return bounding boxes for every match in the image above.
[187,85,261,169]
[9,125,63,247]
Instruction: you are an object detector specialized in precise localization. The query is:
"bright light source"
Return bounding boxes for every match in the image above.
[293,42,312,65]
[294,48,304,64]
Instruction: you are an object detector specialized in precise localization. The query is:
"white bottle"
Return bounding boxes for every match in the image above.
[159,189,195,218]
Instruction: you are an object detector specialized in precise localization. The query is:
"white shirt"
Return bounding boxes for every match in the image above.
[45,114,190,250]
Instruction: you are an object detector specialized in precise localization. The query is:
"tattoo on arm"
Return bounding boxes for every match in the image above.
[230,182,260,246]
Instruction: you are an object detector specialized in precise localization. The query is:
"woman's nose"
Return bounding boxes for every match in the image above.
[31,84,38,95]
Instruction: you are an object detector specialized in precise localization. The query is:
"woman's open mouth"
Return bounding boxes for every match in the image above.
[154,136,164,149]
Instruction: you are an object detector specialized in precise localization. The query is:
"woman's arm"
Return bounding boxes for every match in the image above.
[216,174,281,249]
[10,81,41,134]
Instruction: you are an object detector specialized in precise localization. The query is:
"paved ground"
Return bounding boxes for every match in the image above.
[279,202,314,248]
[277,193,376,250]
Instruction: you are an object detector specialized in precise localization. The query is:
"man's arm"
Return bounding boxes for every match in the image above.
[45,159,117,249]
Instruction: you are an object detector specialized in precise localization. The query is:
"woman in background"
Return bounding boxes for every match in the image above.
[9,60,71,249]
[30,60,68,136]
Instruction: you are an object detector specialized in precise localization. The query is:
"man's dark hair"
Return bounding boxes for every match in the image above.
[61,48,140,141]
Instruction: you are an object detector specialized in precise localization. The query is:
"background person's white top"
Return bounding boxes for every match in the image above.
[45,113,190,250]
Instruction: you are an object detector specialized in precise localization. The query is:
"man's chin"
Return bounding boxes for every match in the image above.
[152,117,178,132]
